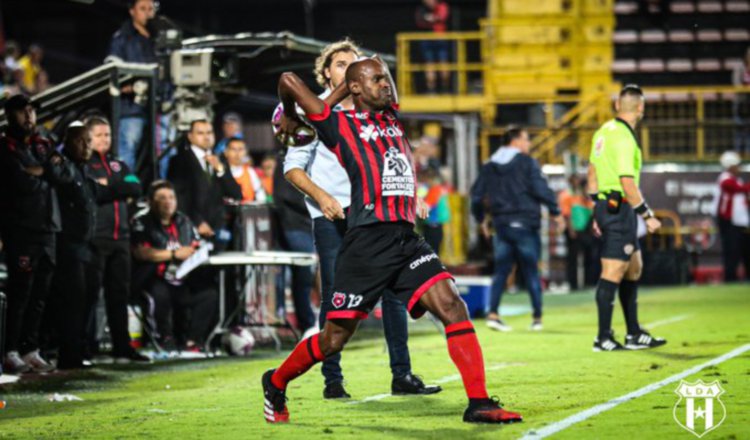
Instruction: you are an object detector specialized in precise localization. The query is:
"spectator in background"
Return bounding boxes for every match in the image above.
[732,47,750,154]
[272,151,316,337]
[53,123,98,369]
[108,0,157,173]
[716,151,750,281]
[214,112,243,155]
[0,95,73,374]
[415,0,450,93]
[2,41,23,93]
[18,44,48,95]
[558,174,595,291]
[223,137,267,203]
[417,167,451,254]
[83,116,149,363]
[260,153,277,198]
[131,180,217,350]
[413,135,442,174]
[470,127,565,332]
[167,119,241,249]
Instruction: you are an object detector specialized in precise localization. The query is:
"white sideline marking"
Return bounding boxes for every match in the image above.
[645,314,692,329]
[348,362,523,405]
[519,343,750,439]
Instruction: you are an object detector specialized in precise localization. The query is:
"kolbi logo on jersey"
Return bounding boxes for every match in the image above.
[382,147,415,197]
[358,124,403,142]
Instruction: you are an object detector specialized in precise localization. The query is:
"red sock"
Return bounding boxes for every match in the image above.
[271,334,325,390]
[445,321,489,400]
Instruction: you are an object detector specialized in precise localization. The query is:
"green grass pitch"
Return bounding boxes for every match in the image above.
[1,284,748,439]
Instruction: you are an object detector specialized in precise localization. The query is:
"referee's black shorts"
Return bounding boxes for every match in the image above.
[328,221,453,321]
[594,200,640,261]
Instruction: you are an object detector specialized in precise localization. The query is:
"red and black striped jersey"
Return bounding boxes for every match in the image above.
[307,103,417,228]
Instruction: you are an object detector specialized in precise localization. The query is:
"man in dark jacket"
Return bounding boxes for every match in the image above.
[131,180,217,350]
[0,95,74,374]
[470,127,564,332]
[54,123,100,369]
[107,0,157,173]
[84,116,149,363]
[167,119,241,249]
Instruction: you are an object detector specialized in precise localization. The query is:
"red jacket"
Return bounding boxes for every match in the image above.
[717,171,750,226]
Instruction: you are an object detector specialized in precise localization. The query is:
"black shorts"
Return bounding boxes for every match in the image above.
[329,222,453,321]
[594,200,640,261]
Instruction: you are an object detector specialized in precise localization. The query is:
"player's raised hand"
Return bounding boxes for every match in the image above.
[275,113,305,147]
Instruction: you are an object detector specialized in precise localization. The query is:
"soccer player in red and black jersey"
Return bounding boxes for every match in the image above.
[261,57,523,425]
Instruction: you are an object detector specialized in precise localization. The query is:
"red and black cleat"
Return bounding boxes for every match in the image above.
[463,397,523,424]
[262,369,289,423]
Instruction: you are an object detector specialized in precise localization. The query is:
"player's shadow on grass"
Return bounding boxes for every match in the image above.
[642,351,713,361]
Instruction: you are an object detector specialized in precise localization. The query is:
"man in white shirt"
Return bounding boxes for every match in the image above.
[283,40,440,399]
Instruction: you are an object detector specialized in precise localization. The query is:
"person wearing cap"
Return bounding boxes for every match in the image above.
[716,151,750,281]
[214,112,243,155]
[587,84,666,352]
[0,95,75,373]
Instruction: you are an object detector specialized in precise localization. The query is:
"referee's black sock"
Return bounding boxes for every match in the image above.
[619,280,640,335]
[595,279,619,340]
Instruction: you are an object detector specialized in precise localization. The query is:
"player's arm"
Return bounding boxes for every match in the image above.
[620,176,661,233]
[283,146,344,220]
[587,163,599,201]
[277,72,327,146]
[323,78,350,109]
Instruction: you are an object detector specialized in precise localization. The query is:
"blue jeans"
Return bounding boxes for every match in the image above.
[490,225,543,319]
[118,116,146,173]
[313,217,412,385]
[281,229,316,331]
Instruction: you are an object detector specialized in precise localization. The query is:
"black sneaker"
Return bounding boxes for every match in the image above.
[625,330,667,350]
[262,369,289,423]
[391,373,442,395]
[323,382,351,399]
[463,397,523,424]
[593,332,626,352]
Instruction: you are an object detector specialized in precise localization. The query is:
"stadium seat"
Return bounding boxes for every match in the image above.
[614,1,638,14]
[612,59,637,73]
[668,30,695,42]
[697,2,724,12]
[695,58,722,71]
[725,29,750,41]
[697,29,723,42]
[726,1,750,12]
[640,29,667,43]
[666,59,693,72]
[670,2,696,13]
[614,30,638,43]
[724,58,744,70]
[638,58,665,72]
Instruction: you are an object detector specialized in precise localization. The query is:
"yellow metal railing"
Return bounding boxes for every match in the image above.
[396,31,486,113]
[481,85,750,164]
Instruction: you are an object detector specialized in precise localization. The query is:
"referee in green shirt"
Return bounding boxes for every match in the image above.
[587,84,667,351]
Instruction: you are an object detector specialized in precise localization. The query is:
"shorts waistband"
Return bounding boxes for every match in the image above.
[598,192,629,204]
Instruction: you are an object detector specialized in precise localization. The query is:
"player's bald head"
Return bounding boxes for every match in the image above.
[345,58,381,85]
[617,84,644,113]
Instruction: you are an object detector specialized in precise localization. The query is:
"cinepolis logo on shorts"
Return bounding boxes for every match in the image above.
[673,380,726,438]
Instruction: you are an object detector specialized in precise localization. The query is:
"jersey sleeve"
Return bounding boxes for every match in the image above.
[306,103,340,148]
[612,130,637,177]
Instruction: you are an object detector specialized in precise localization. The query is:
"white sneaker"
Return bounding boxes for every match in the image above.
[530,321,543,331]
[301,326,319,340]
[4,351,31,374]
[486,318,512,332]
[22,350,55,373]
